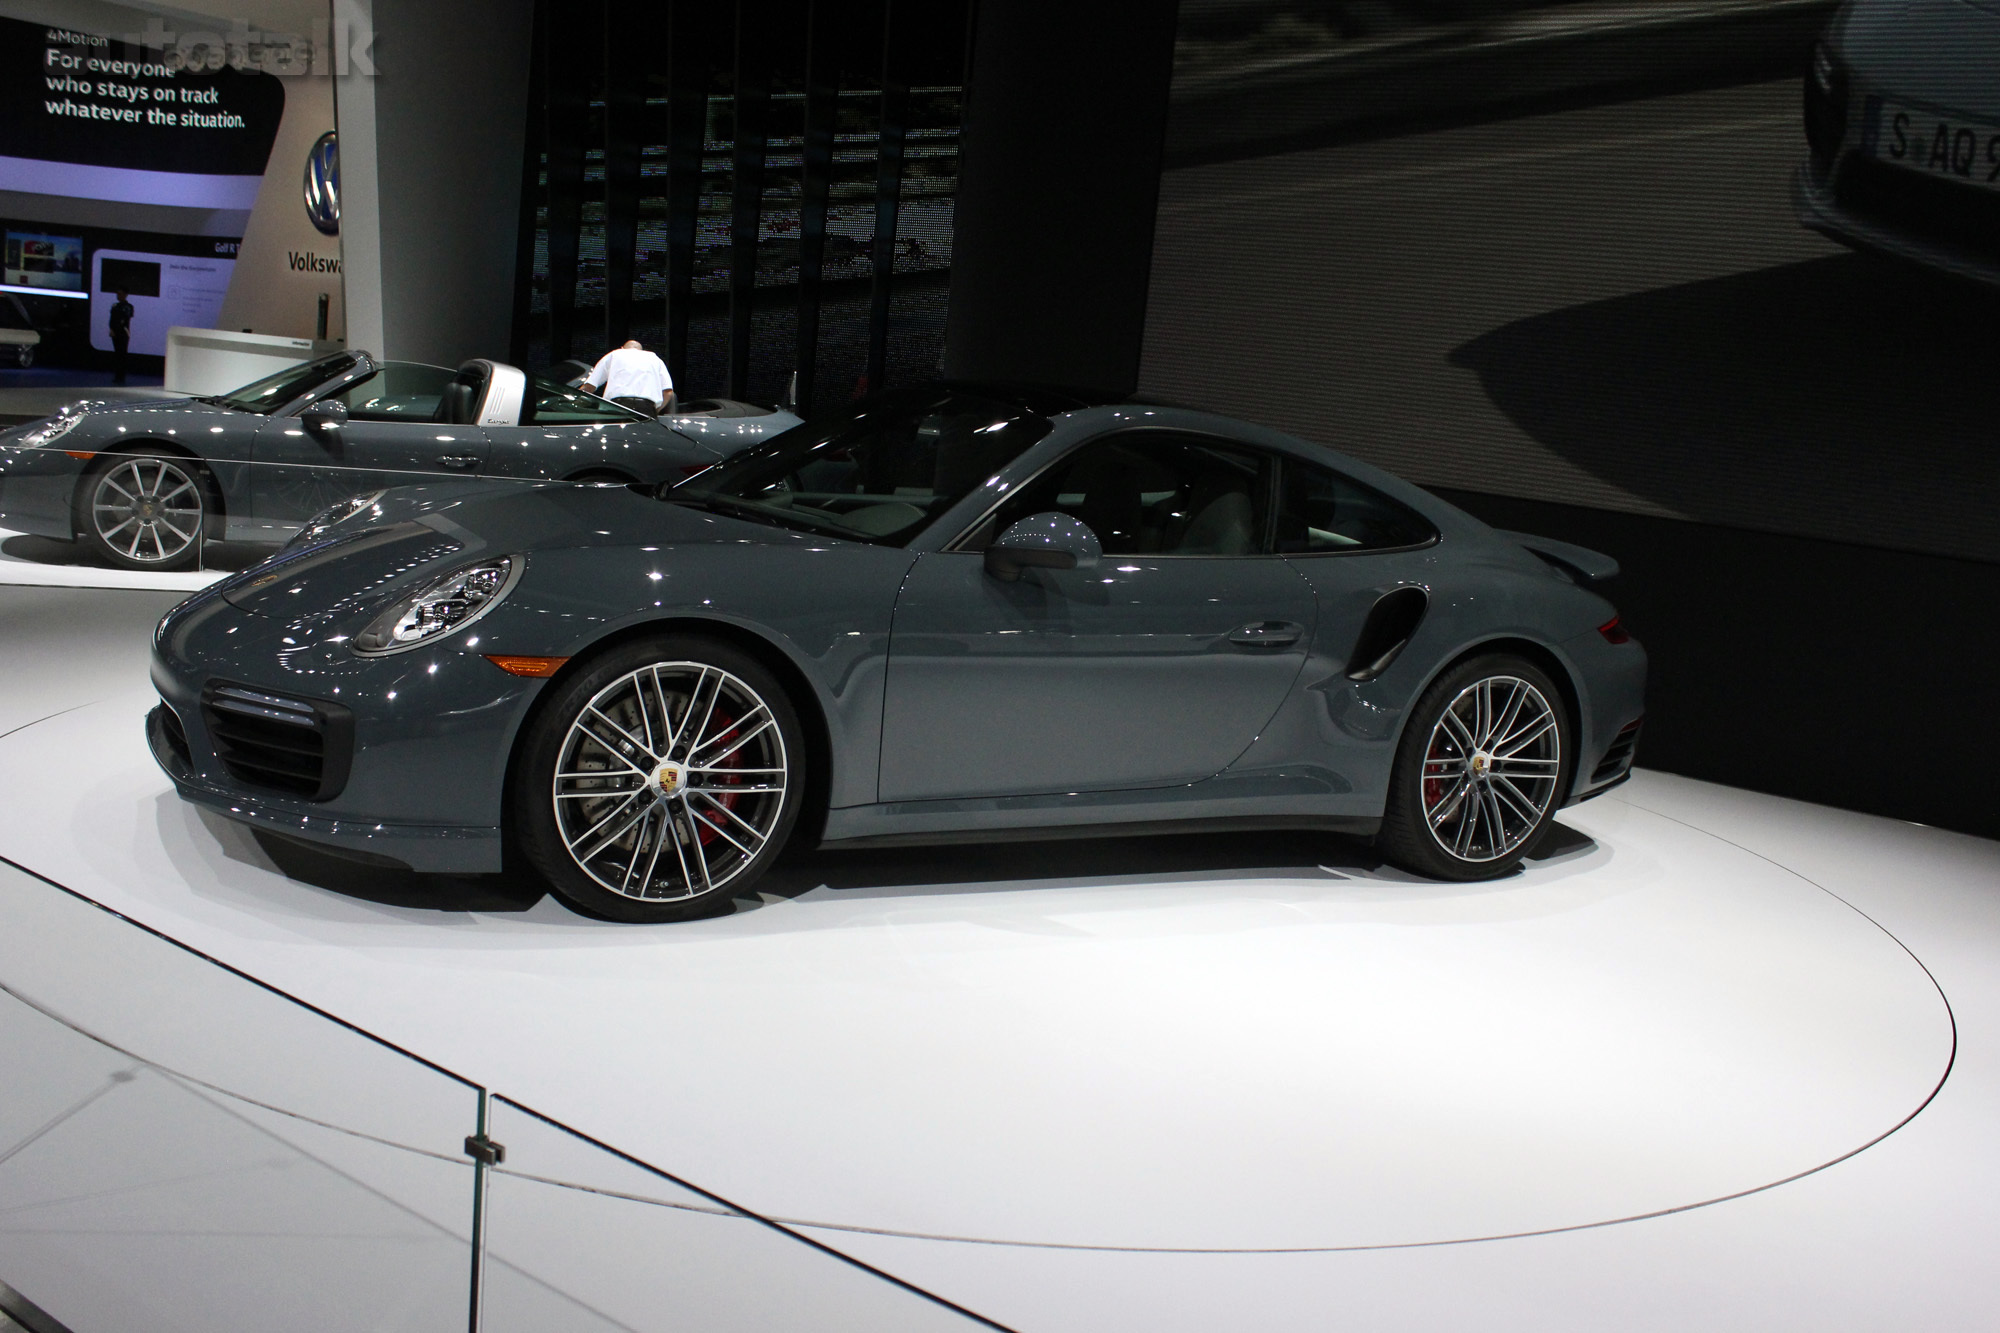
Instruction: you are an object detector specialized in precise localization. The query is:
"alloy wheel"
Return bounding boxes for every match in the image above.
[550,661,789,901]
[1420,674,1562,863]
[91,456,204,564]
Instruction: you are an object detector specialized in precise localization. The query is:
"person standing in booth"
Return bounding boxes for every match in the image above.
[108,289,134,386]
[583,340,675,416]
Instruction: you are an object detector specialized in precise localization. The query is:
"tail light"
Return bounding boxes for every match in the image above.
[1598,617,1631,645]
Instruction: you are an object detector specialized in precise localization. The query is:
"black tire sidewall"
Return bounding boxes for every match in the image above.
[1379,653,1574,882]
[79,451,207,572]
[511,634,806,922]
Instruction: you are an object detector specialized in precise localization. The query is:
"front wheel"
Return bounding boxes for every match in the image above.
[1377,654,1572,881]
[79,452,208,571]
[512,637,805,922]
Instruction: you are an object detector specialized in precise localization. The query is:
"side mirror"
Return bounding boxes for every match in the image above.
[983,512,1102,583]
[300,398,348,443]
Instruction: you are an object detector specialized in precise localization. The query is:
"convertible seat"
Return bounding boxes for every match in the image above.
[439,382,477,424]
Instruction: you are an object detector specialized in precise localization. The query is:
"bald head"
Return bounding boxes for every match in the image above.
[621,340,642,350]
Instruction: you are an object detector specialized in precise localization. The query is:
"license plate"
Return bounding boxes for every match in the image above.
[1862,95,2000,190]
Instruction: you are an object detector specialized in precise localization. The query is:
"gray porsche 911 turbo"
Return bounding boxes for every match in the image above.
[0,350,800,571]
[147,385,1646,922]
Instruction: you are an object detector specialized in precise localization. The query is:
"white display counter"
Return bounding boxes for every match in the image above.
[162,326,344,397]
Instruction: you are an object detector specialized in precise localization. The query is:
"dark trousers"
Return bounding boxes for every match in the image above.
[111,330,130,385]
[611,395,658,417]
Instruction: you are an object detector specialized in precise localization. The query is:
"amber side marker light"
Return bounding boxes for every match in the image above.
[64,450,96,460]
[1598,617,1631,645]
[485,655,570,678]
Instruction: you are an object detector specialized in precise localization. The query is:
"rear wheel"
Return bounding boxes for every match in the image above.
[512,636,804,922]
[1377,654,1571,881]
[79,451,208,571]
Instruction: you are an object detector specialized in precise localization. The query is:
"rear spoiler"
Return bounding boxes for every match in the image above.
[1497,531,1619,584]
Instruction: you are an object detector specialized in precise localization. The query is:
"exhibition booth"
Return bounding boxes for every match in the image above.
[3,1,1998,1331]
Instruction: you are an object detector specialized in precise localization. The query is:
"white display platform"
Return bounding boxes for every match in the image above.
[0,528,234,591]
[2,586,1997,1329]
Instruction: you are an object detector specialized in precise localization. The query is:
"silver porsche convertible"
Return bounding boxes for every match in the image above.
[0,351,800,570]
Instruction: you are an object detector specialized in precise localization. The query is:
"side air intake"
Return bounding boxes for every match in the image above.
[1346,587,1428,682]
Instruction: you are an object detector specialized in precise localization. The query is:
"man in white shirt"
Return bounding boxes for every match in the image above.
[584,340,675,416]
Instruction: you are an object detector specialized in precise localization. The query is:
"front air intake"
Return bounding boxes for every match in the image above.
[200,681,354,800]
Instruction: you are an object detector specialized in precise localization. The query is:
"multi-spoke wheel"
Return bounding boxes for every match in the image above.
[1378,654,1572,881]
[80,452,207,571]
[513,637,805,921]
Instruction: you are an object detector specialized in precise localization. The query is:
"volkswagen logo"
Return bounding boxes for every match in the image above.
[304,131,340,237]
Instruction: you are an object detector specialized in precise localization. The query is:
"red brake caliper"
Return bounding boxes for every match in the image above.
[693,710,746,846]
[1423,732,1450,809]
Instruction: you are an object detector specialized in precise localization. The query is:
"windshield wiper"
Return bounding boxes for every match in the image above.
[667,492,847,538]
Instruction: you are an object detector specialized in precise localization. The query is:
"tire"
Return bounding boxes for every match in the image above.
[79,451,208,571]
[1377,653,1573,881]
[512,635,805,922]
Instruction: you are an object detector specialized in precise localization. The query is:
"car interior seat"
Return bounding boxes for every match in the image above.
[1176,489,1256,554]
[439,383,477,425]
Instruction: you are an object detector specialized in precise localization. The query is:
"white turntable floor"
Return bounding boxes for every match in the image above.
[1,581,1996,1330]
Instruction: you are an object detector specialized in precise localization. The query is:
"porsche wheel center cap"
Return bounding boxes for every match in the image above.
[1469,752,1492,776]
[651,760,686,797]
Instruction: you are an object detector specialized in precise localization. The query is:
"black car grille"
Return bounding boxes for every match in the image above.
[1592,719,1643,786]
[200,681,354,800]
[1835,155,2000,263]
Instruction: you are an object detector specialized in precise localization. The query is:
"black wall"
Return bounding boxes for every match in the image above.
[1435,490,1998,843]
[942,0,1179,395]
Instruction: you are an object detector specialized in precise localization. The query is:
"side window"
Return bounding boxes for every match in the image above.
[525,375,645,425]
[1276,457,1436,553]
[982,431,1273,556]
[327,363,457,422]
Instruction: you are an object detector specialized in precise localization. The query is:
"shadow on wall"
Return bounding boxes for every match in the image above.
[1448,252,2000,563]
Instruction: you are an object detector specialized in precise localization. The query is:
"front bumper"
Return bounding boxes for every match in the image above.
[0,441,86,540]
[148,586,550,874]
[1794,158,2000,289]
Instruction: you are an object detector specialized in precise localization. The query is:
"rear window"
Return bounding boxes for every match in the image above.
[1276,457,1437,552]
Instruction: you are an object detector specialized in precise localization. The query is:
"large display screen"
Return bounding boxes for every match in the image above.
[3,231,84,293]
[1140,0,1989,565]
[0,16,283,203]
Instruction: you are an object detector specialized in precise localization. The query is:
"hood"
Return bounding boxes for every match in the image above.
[1835,0,2000,119]
[218,479,829,620]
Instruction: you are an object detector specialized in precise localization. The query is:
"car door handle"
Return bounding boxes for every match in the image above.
[1228,620,1304,648]
[436,455,480,470]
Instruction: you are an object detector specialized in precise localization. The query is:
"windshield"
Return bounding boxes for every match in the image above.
[671,388,1055,545]
[524,371,651,424]
[208,352,359,413]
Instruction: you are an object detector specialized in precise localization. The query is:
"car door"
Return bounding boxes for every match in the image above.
[251,362,485,527]
[878,429,1319,802]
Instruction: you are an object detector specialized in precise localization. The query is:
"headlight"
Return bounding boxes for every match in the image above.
[19,414,81,448]
[352,556,522,656]
[290,490,387,548]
